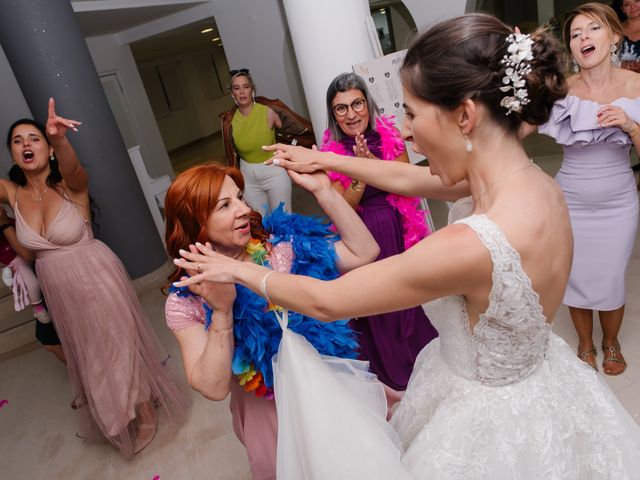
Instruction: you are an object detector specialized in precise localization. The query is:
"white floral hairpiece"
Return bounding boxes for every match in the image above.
[499,32,534,115]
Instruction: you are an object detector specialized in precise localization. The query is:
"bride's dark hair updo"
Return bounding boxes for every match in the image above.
[401,13,567,133]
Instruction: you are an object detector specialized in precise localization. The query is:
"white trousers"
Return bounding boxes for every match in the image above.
[240,159,292,215]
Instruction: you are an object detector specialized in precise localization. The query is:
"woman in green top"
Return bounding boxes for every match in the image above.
[228,69,291,215]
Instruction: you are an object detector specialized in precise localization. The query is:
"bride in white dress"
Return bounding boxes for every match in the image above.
[174,13,640,479]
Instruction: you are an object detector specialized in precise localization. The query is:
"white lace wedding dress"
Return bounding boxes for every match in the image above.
[273,205,640,479]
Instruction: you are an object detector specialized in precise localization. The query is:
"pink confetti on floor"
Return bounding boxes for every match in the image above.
[0,399,8,408]
[152,476,160,480]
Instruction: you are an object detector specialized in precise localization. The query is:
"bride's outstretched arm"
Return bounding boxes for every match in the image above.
[263,143,469,202]
[173,223,490,322]
[287,169,379,273]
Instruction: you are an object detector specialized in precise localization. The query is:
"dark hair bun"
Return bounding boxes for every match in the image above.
[401,13,567,132]
[517,28,567,126]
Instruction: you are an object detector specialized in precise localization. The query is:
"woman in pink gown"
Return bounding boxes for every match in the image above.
[1,99,190,457]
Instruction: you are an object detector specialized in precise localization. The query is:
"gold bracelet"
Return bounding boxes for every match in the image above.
[210,323,233,348]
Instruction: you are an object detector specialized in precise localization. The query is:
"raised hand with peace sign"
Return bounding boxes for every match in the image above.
[45,97,82,141]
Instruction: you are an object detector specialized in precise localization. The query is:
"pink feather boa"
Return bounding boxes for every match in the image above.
[321,115,429,249]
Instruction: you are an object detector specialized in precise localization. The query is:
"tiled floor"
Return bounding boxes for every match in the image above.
[1,134,640,479]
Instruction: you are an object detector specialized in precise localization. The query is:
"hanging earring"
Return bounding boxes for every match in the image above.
[572,58,580,73]
[464,134,473,153]
[49,153,54,161]
[610,44,620,67]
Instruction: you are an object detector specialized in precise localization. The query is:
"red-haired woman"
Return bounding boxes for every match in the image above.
[163,162,379,479]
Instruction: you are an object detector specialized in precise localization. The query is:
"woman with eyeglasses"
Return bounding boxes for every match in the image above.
[222,69,291,215]
[319,72,437,391]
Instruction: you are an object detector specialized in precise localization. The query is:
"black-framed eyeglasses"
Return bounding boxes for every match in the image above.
[332,98,367,117]
[229,68,250,77]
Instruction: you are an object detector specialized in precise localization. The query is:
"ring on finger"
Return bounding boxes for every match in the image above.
[197,263,202,273]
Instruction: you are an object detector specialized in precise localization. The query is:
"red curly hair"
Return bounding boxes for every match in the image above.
[164,162,269,284]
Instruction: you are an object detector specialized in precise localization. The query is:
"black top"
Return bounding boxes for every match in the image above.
[621,35,640,62]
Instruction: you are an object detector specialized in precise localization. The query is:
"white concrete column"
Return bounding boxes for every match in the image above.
[281,0,375,143]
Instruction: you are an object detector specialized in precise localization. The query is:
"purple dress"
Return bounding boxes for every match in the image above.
[539,96,640,310]
[352,184,438,390]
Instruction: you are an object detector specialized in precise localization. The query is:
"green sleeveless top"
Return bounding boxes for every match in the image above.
[231,103,276,164]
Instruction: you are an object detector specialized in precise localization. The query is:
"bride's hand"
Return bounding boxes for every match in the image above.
[286,151,331,194]
[262,143,326,173]
[173,242,241,286]
[180,245,236,311]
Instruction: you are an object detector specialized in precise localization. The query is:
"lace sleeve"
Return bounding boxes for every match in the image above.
[165,292,206,331]
[269,241,294,273]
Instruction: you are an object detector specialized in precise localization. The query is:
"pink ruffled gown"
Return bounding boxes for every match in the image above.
[15,191,190,457]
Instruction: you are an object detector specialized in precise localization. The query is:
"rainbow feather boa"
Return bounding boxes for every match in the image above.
[321,115,430,249]
[171,205,357,399]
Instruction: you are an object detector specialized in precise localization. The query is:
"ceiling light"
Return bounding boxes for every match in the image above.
[379,8,386,14]
[201,27,214,34]
[212,37,220,42]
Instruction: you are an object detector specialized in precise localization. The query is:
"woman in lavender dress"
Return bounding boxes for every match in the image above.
[538,3,640,375]
[319,72,438,390]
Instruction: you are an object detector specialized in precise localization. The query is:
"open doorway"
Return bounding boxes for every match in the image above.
[369,0,418,54]
[130,17,234,173]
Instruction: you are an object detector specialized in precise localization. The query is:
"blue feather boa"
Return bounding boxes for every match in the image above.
[171,205,357,396]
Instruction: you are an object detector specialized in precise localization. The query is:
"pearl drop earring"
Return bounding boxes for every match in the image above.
[464,134,473,153]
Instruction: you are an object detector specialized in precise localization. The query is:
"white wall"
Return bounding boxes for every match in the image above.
[137,50,234,151]
[85,33,175,178]
[108,0,309,153]
[0,46,32,172]
[390,3,416,51]
[211,0,308,117]
[178,49,235,140]
[403,0,469,29]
